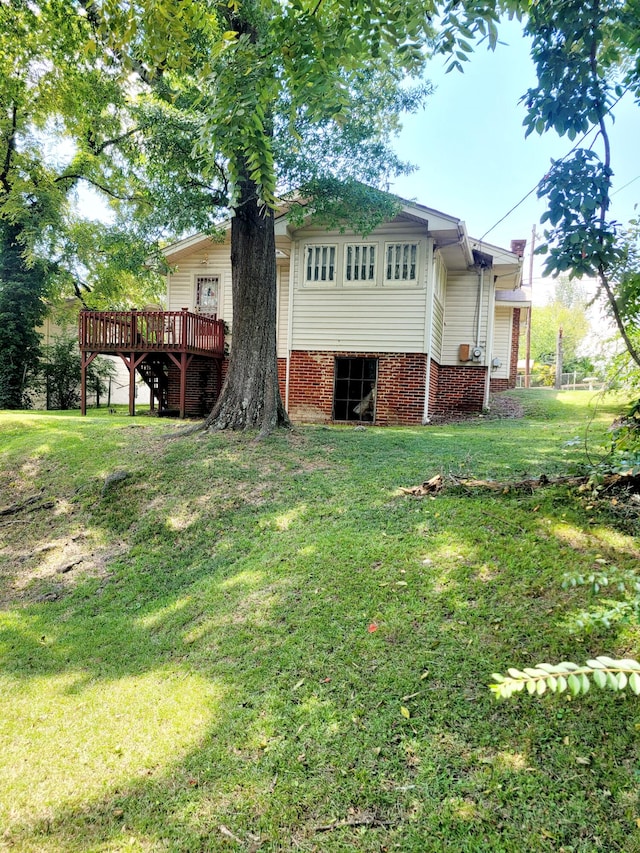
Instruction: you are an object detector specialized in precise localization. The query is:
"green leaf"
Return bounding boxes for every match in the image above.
[568,674,581,696]
[629,673,640,695]
[606,671,619,690]
[593,669,607,689]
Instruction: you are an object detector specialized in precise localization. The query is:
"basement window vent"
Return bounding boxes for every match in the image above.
[333,357,378,423]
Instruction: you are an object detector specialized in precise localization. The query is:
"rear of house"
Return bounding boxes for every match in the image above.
[162,198,529,424]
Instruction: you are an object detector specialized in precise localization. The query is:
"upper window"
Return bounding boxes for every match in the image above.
[196,275,219,314]
[305,245,336,283]
[385,242,418,283]
[344,243,376,284]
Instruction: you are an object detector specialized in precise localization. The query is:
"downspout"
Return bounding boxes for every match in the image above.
[483,274,495,411]
[476,265,484,349]
[285,243,296,411]
[422,238,435,424]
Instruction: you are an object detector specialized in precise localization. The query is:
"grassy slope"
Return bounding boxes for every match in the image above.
[0,390,639,852]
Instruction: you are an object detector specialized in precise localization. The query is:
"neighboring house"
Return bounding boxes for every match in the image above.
[79,196,530,424]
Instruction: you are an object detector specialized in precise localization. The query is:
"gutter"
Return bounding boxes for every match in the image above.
[483,274,496,411]
[476,265,484,348]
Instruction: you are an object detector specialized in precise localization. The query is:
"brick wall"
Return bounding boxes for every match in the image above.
[432,365,486,414]
[490,308,521,393]
[167,356,222,416]
[510,308,521,386]
[285,350,428,425]
[428,359,439,413]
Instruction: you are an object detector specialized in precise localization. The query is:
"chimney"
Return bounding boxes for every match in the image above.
[510,239,526,258]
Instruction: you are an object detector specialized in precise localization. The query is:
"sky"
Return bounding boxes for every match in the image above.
[389,17,640,305]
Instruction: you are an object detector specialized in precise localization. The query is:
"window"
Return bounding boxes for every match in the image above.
[333,357,378,422]
[196,275,219,314]
[345,243,376,283]
[385,242,418,283]
[305,245,336,283]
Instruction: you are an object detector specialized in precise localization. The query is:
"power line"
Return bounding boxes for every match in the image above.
[612,174,640,197]
[477,85,633,243]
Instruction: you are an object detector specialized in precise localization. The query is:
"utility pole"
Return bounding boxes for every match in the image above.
[555,326,564,389]
[525,223,536,388]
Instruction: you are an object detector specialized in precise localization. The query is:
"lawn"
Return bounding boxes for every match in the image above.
[0,390,639,852]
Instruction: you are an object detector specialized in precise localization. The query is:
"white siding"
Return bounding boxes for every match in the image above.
[167,241,232,321]
[277,266,290,358]
[290,289,429,352]
[491,306,513,379]
[441,270,491,365]
[291,222,429,353]
[430,253,447,362]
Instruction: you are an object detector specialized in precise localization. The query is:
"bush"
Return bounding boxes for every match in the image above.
[41,338,115,410]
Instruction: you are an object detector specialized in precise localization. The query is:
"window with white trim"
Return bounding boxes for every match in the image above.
[304,245,336,283]
[385,242,418,283]
[344,243,376,283]
[196,275,219,314]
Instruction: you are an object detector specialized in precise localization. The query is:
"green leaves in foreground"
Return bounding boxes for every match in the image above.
[490,657,640,700]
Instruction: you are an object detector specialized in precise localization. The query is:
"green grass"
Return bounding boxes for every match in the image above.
[0,389,639,852]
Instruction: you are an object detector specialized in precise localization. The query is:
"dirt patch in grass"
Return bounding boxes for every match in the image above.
[0,513,128,607]
[428,393,524,425]
[486,392,525,419]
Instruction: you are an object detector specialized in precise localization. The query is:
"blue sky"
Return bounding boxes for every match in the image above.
[390,18,640,303]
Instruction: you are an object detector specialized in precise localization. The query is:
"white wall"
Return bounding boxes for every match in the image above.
[290,221,430,353]
[491,306,514,380]
[441,270,491,366]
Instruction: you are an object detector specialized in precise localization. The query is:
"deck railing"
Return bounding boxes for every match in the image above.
[79,309,225,357]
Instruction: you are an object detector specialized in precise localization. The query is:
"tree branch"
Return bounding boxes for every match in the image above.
[588,0,640,368]
[88,125,142,156]
[53,172,144,203]
[1,103,18,195]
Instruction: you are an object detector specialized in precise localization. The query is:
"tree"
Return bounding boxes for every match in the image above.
[523,0,640,371]
[530,278,592,378]
[0,0,160,408]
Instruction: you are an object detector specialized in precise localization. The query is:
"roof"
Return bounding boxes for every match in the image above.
[160,192,523,285]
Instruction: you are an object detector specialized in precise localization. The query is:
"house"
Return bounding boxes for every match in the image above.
[79,196,530,424]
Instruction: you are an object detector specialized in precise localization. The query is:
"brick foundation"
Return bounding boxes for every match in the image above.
[167,356,223,417]
[490,308,521,394]
[432,365,486,415]
[285,350,428,426]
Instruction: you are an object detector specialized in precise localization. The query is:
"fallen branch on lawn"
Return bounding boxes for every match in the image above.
[400,472,640,497]
[0,492,55,517]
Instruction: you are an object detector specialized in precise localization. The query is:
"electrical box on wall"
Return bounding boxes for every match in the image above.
[459,344,471,362]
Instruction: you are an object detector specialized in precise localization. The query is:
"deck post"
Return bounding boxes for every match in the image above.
[79,312,86,416]
[129,352,136,416]
[81,356,87,416]
[179,352,187,419]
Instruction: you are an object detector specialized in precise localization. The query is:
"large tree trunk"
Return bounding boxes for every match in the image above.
[203,175,291,435]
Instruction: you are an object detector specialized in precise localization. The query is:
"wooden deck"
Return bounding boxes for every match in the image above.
[79,309,225,418]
